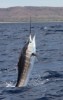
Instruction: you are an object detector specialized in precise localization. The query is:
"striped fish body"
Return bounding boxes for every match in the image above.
[16,35,36,87]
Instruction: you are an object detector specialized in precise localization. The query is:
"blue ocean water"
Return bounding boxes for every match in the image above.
[0,22,63,100]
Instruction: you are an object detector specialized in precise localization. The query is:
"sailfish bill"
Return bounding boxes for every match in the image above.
[16,34,36,87]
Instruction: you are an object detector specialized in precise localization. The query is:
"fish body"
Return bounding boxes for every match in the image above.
[16,35,36,87]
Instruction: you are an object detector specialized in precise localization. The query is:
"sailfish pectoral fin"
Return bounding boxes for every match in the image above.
[31,53,40,62]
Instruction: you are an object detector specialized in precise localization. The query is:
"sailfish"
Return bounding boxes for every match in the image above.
[16,19,36,87]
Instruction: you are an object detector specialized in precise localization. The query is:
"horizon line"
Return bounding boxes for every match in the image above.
[0,6,63,9]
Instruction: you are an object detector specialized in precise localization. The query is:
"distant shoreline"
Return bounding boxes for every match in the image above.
[0,20,63,23]
[0,7,63,23]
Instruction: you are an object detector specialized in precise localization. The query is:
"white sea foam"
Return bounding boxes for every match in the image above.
[6,82,15,87]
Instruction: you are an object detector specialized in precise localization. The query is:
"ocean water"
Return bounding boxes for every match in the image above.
[0,22,63,100]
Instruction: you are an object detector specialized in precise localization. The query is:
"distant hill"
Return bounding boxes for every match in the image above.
[0,6,63,22]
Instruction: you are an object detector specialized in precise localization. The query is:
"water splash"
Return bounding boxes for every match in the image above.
[5,82,15,87]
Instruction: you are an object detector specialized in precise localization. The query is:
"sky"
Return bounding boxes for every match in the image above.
[0,0,63,8]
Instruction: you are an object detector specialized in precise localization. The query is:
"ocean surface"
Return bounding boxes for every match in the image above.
[0,22,63,100]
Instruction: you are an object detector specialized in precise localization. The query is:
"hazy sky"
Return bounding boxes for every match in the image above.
[0,0,63,8]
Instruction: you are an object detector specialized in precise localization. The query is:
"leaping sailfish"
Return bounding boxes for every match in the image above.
[16,18,36,87]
